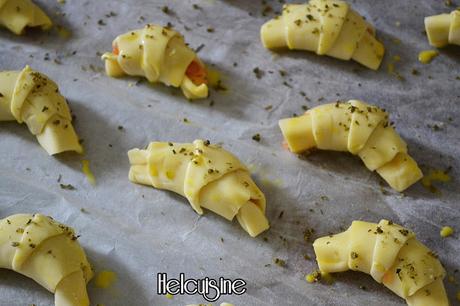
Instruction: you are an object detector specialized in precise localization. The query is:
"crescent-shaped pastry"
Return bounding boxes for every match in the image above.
[102,24,209,100]
[0,66,82,155]
[425,9,460,47]
[0,0,52,35]
[0,213,93,306]
[128,140,270,237]
[260,0,385,70]
[313,220,449,306]
[279,100,423,191]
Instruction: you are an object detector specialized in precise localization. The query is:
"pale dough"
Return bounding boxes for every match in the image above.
[313,220,449,306]
[425,9,460,47]
[0,66,82,155]
[0,0,52,35]
[0,213,93,306]
[279,100,423,191]
[260,0,385,70]
[102,24,209,100]
[128,140,270,237]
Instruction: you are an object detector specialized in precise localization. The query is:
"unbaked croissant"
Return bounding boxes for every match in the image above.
[102,24,209,100]
[260,0,385,70]
[0,213,93,306]
[313,220,449,306]
[425,9,460,47]
[279,100,423,192]
[0,0,52,35]
[128,140,269,237]
[0,66,82,155]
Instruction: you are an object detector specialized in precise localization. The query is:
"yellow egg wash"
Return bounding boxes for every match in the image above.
[305,272,318,283]
[150,164,158,176]
[305,271,333,284]
[207,68,220,86]
[95,270,117,289]
[261,177,284,188]
[440,226,454,238]
[387,63,395,74]
[421,169,451,193]
[207,68,227,91]
[387,55,404,80]
[166,170,175,180]
[56,25,71,39]
[418,50,439,64]
[82,160,96,185]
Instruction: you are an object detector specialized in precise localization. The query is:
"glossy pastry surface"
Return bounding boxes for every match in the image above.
[279,100,423,191]
[0,0,52,35]
[0,213,93,306]
[260,0,385,70]
[0,66,82,155]
[425,9,460,47]
[313,220,449,306]
[128,140,269,237]
[102,24,209,100]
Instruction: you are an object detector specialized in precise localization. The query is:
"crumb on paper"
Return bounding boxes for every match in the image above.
[440,226,454,238]
[305,271,334,284]
[274,258,286,267]
[418,50,439,64]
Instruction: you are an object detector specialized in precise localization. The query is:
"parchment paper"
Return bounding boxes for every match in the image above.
[0,0,459,305]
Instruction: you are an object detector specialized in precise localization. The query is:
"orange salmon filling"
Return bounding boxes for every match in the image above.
[112,43,119,55]
[185,60,208,85]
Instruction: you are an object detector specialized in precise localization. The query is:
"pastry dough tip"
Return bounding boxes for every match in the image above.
[0,0,52,35]
[425,10,460,48]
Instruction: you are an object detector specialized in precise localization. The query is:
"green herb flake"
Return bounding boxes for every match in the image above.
[60,183,76,190]
[274,258,286,267]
